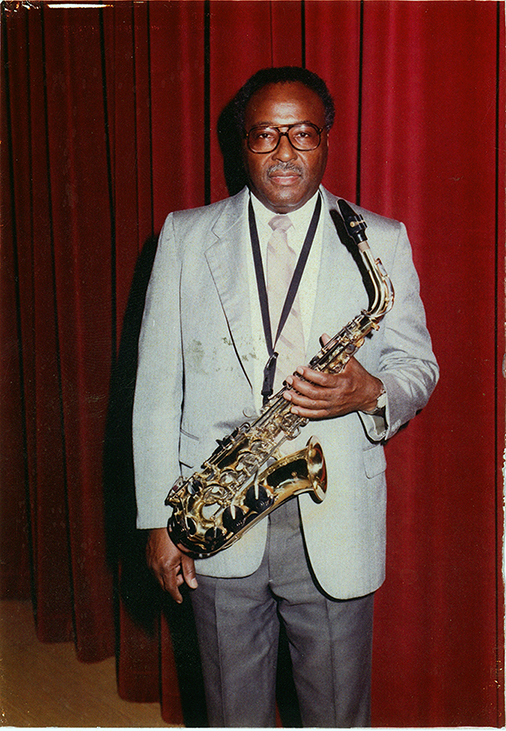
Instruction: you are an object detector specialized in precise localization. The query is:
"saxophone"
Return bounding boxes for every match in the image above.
[165,200,394,558]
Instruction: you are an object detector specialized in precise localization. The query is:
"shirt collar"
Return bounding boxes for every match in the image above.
[249,189,321,232]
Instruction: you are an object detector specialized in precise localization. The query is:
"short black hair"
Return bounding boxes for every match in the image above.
[233,66,335,132]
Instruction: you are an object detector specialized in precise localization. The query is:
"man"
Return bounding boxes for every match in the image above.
[133,67,438,727]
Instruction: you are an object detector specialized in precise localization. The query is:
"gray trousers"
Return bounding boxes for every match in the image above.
[191,498,374,728]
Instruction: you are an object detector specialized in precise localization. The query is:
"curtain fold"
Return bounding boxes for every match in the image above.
[1,1,503,726]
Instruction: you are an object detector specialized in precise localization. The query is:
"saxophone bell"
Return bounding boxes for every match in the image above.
[167,436,327,558]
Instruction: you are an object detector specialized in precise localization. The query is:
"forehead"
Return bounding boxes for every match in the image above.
[244,81,326,128]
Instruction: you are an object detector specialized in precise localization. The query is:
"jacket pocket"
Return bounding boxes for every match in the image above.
[179,428,199,469]
[362,444,386,478]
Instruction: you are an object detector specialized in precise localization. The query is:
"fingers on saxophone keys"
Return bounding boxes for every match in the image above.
[285,371,320,398]
[284,375,302,402]
[284,369,306,389]
[297,366,336,387]
[283,387,327,417]
[282,386,299,414]
[289,401,330,419]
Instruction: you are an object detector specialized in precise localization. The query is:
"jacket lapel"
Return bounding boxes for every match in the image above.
[204,189,255,388]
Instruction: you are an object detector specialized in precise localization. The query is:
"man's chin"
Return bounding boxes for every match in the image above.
[254,183,310,213]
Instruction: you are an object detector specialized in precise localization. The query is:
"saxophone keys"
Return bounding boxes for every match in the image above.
[188,476,203,495]
[245,482,274,513]
[203,526,227,554]
[222,504,247,533]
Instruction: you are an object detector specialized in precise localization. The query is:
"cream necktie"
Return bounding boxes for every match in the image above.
[266,215,306,392]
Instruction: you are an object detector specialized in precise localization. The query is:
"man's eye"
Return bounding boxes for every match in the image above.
[294,128,316,140]
[255,130,275,140]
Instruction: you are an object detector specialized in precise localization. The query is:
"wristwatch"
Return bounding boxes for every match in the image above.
[364,385,387,416]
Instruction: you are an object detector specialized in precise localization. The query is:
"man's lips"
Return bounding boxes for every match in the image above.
[268,171,301,185]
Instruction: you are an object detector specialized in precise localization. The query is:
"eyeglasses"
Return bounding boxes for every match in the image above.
[244,122,325,154]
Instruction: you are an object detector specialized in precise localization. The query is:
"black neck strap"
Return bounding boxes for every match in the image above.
[248,194,322,403]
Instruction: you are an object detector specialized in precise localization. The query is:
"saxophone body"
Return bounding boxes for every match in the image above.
[165,200,394,558]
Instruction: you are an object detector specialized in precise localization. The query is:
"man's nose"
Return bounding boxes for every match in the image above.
[273,133,296,161]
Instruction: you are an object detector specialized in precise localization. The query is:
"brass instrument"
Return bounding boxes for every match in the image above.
[165,200,394,558]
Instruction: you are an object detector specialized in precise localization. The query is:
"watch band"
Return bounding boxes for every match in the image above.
[363,385,386,415]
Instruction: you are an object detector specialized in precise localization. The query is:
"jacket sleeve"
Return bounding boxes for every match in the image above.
[358,221,439,442]
[132,214,183,528]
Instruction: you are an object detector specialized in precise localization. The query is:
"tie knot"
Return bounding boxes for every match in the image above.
[269,215,292,233]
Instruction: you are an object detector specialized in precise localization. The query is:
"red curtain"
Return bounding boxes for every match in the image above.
[1,1,503,726]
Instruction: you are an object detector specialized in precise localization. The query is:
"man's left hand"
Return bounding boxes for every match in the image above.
[283,354,383,419]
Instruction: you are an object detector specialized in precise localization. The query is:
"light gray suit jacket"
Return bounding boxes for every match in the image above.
[132,186,438,599]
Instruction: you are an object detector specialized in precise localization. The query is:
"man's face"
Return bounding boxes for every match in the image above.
[242,81,329,214]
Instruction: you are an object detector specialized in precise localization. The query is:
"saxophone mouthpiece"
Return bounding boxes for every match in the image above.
[338,199,368,245]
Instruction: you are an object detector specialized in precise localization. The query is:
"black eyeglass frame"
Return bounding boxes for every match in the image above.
[243,122,326,154]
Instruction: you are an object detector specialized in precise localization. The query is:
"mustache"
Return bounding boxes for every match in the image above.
[267,162,303,176]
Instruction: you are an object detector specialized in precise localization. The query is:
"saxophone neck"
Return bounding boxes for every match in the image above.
[360,246,394,321]
[337,199,394,322]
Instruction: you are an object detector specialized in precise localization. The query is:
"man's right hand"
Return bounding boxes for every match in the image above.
[146,527,197,604]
